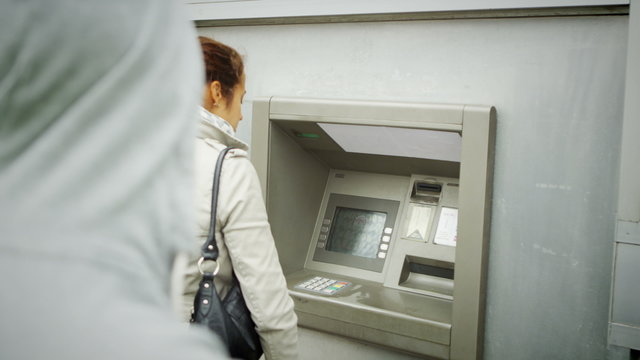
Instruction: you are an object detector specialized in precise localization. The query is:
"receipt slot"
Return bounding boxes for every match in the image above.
[251,97,495,359]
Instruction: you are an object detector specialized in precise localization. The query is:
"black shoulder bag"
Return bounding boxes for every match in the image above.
[191,147,263,360]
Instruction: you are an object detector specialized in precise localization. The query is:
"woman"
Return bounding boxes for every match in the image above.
[182,36,299,360]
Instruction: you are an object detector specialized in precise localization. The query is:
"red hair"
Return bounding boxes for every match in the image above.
[198,36,244,102]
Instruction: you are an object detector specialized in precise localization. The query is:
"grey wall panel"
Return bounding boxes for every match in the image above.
[611,243,640,326]
[609,1,640,350]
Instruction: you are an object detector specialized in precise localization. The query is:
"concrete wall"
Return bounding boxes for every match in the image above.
[198,14,629,359]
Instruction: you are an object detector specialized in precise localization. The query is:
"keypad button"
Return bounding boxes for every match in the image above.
[384,227,393,234]
[380,243,389,251]
[378,252,387,259]
[322,219,331,225]
[321,226,329,233]
[382,235,390,243]
[295,277,351,296]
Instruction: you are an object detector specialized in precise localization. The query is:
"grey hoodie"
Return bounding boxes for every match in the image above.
[0,1,229,359]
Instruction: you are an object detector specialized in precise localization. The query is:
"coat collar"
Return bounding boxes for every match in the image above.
[197,106,248,150]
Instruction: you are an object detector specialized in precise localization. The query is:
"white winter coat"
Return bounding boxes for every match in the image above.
[182,109,299,359]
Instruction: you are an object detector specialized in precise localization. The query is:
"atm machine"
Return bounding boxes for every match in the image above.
[251,97,495,360]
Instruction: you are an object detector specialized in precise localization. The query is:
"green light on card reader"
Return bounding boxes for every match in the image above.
[294,132,320,139]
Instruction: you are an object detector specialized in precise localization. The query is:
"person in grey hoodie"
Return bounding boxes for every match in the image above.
[0,1,229,359]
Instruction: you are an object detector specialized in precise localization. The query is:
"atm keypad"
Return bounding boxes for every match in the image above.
[294,276,351,295]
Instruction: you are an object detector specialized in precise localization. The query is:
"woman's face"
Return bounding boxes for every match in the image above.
[217,73,246,131]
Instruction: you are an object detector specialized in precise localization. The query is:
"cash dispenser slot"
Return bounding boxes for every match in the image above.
[408,260,454,280]
[399,257,455,298]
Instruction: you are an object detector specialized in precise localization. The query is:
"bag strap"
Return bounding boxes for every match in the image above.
[200,147,234,264]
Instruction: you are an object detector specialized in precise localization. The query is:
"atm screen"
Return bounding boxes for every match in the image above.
[326,207,387,259]
[312,193,399,273]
